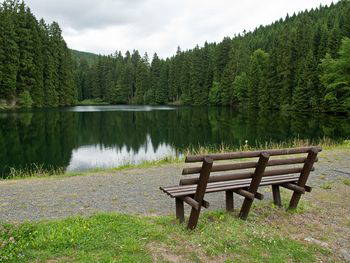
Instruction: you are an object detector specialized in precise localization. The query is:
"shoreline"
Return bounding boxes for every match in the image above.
[2,141,349,181]
[0,147,349,262]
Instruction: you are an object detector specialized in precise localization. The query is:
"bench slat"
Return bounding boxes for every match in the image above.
[185,146,322,163]
[182,157,318,175]
[170,177,299,197]
[166,175,299,194]
[161,175,301,197]
[162,174,300,192]
[180,167,314,186]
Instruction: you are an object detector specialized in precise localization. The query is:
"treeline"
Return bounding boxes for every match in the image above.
[0,0,76,108]
[76,0,350,113]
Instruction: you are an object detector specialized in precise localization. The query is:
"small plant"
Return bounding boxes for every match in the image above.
[320,182,333,190]
[342,178,350,186]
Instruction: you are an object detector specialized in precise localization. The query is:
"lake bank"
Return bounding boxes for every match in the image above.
[0,147,349,223]
[1,147,349,262]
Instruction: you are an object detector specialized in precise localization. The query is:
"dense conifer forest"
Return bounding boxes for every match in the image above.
[0,0,76,108]
[1,0,350,113]
[75,0,350,114]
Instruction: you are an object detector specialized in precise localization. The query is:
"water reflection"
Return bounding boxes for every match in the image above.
[66,135,176,171]
[0,106,349,177]
[70,105,176,112]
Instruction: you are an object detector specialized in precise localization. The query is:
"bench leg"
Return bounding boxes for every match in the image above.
[175,198,184,223]
[272,185,282,207]
[239,153,270,220]
[289,148,318,210]
[188,206,202,230]
[289,192,302,209]
[225,190,234,212]
[239,198,253,220]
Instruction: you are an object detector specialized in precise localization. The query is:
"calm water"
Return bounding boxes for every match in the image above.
[0,105,349,177]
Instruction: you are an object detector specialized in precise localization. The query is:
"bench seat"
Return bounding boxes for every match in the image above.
[161,174,300,197]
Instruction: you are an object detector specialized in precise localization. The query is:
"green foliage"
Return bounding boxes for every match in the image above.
[0,0,76,108]
[72,1,350,113]
[247,49,270,109]
[18,90,33,108]
[320,37,350,113]
[209,81,221,105]
[233,72,249,104]
[2,0,349,113]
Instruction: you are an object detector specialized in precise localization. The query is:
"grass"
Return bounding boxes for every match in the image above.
[2,180,349,262]
[343,178,350,186]
[0,208,330,263]
[3,157,182,181]
[320,181,333,189]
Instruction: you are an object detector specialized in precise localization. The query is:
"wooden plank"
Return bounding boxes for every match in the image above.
[175,198,184,223]
[281,183,305,194]
[304,185,312,193]
[239,153,270,220]
[233,189,255,200]
[254,192,264,200]
[180,167,314,186]
[182,157,318,175]
[165,174,300,194]
[185,146,322,163]
[289,148,318,209]
[225,190,234,212]
[272,185,282,207]
[172,177,298,197]
[187,157,213,230]
[181,196,200,210]
[163,174,300,196]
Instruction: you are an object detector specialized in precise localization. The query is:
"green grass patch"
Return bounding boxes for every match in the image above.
[0,210,328,263]
[342,178,350,186]
[320,182,333,190]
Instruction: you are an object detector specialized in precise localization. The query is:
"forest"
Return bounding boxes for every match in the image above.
[75,0,350,114]
[1,0,350,113]
[0,0,76,108]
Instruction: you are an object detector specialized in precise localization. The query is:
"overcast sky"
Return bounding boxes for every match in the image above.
[26,0,337,58]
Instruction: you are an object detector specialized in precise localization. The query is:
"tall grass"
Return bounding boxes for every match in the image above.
[6,163,65,179]
[182,137,349,156]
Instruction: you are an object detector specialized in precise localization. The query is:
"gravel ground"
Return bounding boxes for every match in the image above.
[0,149,349,223]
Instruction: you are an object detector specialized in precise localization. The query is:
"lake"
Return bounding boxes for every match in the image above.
[0,105,349,177]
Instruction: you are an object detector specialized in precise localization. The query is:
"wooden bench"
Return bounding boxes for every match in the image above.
[160,146,322,230]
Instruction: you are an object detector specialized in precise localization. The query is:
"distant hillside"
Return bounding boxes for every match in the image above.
[71,49,99,65]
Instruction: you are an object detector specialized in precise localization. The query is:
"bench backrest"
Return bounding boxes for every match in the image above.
[180,146,322,185]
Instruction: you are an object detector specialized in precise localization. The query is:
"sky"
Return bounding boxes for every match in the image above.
[26,0,337,58]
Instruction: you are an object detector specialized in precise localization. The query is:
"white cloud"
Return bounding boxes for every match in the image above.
[26,0,337,57]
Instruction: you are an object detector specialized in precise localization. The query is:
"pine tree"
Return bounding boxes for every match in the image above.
[0,0,19,102]
[232,72,249,105]
[247,49,270,109]
[320,37,350,113]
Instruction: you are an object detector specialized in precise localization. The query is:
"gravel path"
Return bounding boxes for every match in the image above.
[0,149,349,222]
